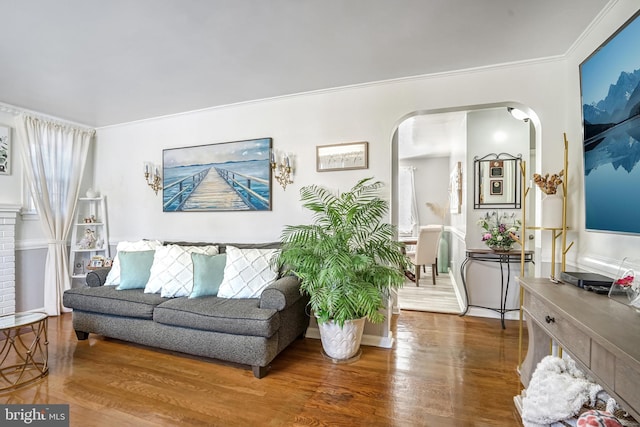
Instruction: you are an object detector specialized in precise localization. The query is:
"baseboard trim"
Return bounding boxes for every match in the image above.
[305,327,395,348]
[465,307,520,321]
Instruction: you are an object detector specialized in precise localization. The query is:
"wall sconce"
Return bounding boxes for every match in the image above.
[144,162,162,195]
[271,150,294,190]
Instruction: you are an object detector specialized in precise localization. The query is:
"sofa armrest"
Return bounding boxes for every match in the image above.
[260,275,304,311]
[86,267,112,287]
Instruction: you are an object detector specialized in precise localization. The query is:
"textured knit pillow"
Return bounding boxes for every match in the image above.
[144,244,219,297]
[217,246,279,299]
[189,253,227,298]
[104,240,162,286]
[116,251,156,290]
[577,410,623,427]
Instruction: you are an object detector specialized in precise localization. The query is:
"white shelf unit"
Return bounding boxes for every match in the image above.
[69,196,110,280]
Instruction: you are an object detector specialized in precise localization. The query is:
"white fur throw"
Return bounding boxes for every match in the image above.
[522,355,603,427]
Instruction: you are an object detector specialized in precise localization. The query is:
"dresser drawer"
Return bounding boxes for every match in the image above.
[524,292,591,366]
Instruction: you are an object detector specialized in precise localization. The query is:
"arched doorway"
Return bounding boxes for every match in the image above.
[391,104,540,317]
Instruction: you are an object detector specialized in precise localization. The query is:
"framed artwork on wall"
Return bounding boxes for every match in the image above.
[580,10,640,234]
[0,126,11,175]
[449,161,463,214]
[490,179,503,195]
[316,141,368,172]
[162,138,272,212]
[489,160,504,177]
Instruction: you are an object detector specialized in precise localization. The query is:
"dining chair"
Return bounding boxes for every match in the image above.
[406,225,442,286]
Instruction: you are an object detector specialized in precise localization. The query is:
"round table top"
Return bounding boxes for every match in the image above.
[0,312,47,330]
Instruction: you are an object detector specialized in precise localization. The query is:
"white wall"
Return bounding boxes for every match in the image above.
[464,108,531,318]
[95,59,569,245]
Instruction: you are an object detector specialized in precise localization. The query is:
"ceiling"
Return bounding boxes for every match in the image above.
[0,0,610,128]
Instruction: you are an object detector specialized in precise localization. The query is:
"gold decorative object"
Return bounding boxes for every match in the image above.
[144,163,162,195]
[271,151,293,190]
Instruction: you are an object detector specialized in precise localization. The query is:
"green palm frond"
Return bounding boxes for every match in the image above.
[275,177,410,327]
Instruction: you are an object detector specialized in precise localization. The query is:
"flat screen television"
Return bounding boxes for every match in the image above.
[579,10,640,234]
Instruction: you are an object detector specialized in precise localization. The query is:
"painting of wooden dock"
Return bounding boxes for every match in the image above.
[162,138,272,212]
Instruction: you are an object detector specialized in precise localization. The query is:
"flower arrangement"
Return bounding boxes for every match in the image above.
[614,274,634,287]
[533,170,564,195]
[477,211,521,251]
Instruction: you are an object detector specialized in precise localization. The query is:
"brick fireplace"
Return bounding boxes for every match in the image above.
[0,205,20,315]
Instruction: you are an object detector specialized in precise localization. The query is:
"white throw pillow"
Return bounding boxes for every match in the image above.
[144,245,219,297]
[104,240,162,286]
[217,246,279,299]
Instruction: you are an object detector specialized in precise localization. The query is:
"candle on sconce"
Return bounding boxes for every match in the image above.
[144,163,149,175]
[285,154,290,167]
[155,166,159,177]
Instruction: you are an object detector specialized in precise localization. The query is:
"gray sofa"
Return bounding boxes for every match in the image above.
[62,242,309,378]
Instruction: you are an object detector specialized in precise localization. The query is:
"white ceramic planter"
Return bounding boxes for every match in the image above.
[317,317,365,361]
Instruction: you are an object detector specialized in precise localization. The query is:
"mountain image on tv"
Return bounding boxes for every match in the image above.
[583,69,640,138]
[580,12,640,234]
[582,68,640,175]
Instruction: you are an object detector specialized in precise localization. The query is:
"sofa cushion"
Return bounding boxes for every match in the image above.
[153,297,280,338]
[116,250,156,290]
[189,253,227,298]
[217,246,279,299]
[63,287,168,319]
[104,240,162,286]
[143,244,219,297]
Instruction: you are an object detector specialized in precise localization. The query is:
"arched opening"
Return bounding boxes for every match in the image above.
[391,103,541,318]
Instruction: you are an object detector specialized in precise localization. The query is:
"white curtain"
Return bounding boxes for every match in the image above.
[16,114,94,316]
[398,166,419,236]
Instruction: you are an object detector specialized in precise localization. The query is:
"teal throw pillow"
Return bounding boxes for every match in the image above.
[116,250,156,290]
[189,253,227,298]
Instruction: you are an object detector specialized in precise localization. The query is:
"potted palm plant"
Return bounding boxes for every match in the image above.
[275,178,409,361]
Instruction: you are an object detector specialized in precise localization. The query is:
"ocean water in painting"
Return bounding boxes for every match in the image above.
[162,138,272,212]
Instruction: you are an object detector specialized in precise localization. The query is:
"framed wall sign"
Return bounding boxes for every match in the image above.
[0,126,11,175]
[489,160,504,177]
[316,141,368,172]
[490,179,503,195]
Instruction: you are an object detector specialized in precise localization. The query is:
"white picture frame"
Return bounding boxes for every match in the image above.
[0,126,10,175]
[316,141,369,172]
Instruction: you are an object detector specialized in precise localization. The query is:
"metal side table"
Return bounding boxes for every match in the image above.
[0,312,48,392]
[460,249,533,329]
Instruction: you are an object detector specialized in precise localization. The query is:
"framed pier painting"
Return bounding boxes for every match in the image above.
[162,138,272,212]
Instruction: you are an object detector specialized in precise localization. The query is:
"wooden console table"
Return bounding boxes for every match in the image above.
[460,249,533,329]
[516,277,640,421]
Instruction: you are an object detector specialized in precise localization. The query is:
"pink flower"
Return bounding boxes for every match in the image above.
[614,275,634,287]
[482,233,492,241]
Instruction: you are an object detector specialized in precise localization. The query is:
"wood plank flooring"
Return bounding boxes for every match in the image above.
[1,312,526,426]
[398,271,463,314]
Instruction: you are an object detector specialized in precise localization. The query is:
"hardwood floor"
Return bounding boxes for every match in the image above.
[1,312,526,426]
[398,272,463,314]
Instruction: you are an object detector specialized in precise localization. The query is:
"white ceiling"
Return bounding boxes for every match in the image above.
[0,0,610,128]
